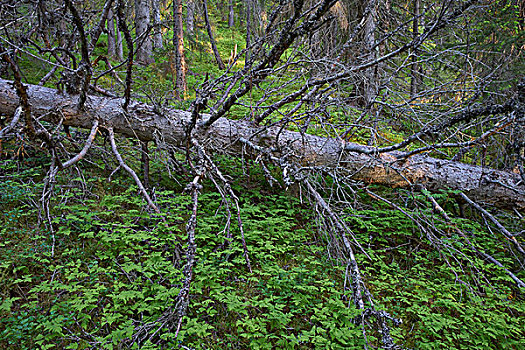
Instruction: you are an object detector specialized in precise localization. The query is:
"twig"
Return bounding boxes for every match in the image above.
[107,127,160,214]
[40,121,99,257]
[0,106,22,138]
[62,121,99,168]
[422,189,525,289]
[460,192,525,260]
[192,138,253,272]
[304,180,366,307]
[304,180,402,349]
[64,0,92,109]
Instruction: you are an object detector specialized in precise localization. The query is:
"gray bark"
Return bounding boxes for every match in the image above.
[228,0,234,27]
[135,0,153,65]
[245,0,251,61]
[362,0,377,107]
[151,0,163,49]
[107,7,117,58]
[410,0,421,97]
[90,0,115,50]
[186,0,195,36]
[0,78,523,211]
[115,14,124,60]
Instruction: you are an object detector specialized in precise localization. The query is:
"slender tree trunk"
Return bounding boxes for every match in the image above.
[363,0,377,107]
[173,0,187,98]
[252,0,265,38]
[117,0,134,110]
[115,14,124,60]
[410,0,421,98]
[135,0,153,65]
[107,7,117,58]
[228,0,235,27]
[245,0,251,61]
[203,0,226,70]
[378,0,390,60]
[151,0,163,49]
[186,0,195,36]
[59,14,67,48]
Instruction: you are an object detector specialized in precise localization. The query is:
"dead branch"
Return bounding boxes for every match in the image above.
[192,138,253,272]
[107,127,160,214]
[304,180,401,350]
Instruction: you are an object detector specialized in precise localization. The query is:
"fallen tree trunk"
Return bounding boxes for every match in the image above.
[1,78,523,211]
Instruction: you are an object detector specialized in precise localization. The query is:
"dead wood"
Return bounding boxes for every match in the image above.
[0,78,523,211]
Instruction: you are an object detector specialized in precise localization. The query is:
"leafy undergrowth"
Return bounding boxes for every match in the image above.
[346,203,525,349]
[0,152,524,349]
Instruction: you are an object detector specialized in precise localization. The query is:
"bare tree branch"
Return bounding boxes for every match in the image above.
[108,127,160,214]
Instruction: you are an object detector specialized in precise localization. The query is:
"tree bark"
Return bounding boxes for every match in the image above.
[245,0,251,61]
[107,7,117,58]
[151,0,163,49]
[90,0,115,51]
[115,13,124,60]
[173,0,187,98]
[1,78,523,211]
[228,0,235,27]
[186,0,195,36]
[135,0,153,65]
[410,0,421,98]
[362,0,377,107]
[203,0,226,70]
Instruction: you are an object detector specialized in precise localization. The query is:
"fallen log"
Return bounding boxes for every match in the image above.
[0,78,523,211]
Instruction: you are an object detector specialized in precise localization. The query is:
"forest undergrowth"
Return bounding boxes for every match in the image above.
[0,137,523,349]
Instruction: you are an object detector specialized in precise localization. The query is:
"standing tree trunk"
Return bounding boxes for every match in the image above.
[135,0,153,65]
[186,0,195,36]
[173,0,187,98]
[410,0,421,98]
[115,13,124,60]
[251,0,265,38]
[228,0,234,27]
[362,0,377,108]
[203,0,226,70]
[151,0,163,49]
[245,0,252,61]
[107,7,117,58]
